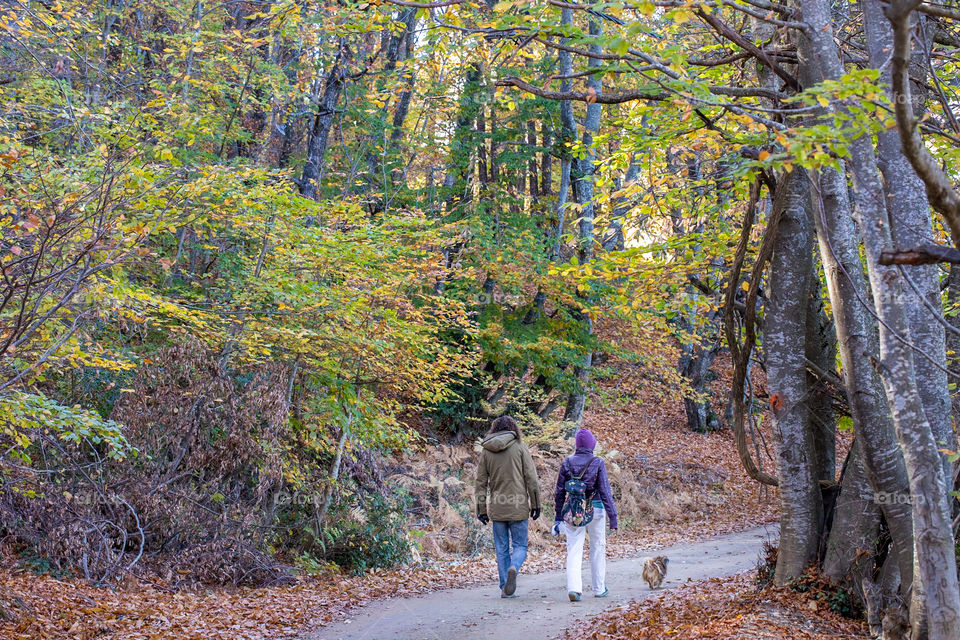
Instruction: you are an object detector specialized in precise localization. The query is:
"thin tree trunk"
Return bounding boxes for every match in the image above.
[317,416,351,532]
[824,439,882,582]
[300,49,346,201]
[805,264,837,484]
[540,122,552,196]
[527,120,539,198]
[563,7,602,426]
[443,63,483,210]
[553,23,575,262]
[602,155,638,251]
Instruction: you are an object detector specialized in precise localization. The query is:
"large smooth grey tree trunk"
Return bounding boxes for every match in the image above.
[765,169,822,583]
[795,0,917,604]
[863,0,956,485]
[824,440,881,583]
[863,7,956,633]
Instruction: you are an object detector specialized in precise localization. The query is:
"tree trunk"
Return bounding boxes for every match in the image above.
[796,3,917,606]
[300,50,346,201]
[804,265,837,484]
[678,322,721,433]
[823,439,882,583]
[553,20,575,262]
[765,169,821,584]
[388,9,418,185]
[863,6,956,626]
[946,264,960,429]
[527,120,539,198]
[443,63,483,210]
[563,8,602,426]
[540,122,552,196]
[601,155,639,251]
[801,0,960,633]
[809,159,918,622]
[863,0,956,486]
[316,424,349,532]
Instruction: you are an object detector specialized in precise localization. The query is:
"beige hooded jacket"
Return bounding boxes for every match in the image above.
[475,430,540,522]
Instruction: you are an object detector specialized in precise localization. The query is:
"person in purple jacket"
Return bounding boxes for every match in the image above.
[553,427,618,601]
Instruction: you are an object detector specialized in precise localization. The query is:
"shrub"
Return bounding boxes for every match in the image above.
[755,541,778,589]
[789,570,864,620]
[321,493,411,575]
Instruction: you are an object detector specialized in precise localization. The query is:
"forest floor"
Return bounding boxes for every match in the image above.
[305,525,776,640]
[0,355,861,639]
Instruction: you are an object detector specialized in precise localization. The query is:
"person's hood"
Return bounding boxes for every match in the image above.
[575,428,597,451]
[482,431,517,452]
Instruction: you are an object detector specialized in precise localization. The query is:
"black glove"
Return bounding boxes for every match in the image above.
[530,508,541,521]
[478,512,490,525]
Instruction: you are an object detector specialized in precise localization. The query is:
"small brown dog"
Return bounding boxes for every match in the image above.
[642,556,669,589]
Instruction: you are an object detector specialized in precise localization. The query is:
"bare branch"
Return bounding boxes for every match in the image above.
[498,76,784,101]
[533,36,641,61]
[384,0,465,7]
[696,9,802,91]
[879,244,960,265]
[496,76,666,102]
[916,2,960,20]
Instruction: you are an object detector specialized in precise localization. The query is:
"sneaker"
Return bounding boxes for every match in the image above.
[568,591,581,602]
[595,588,609,598]
[504,567,517,596]
[501,591,518,599]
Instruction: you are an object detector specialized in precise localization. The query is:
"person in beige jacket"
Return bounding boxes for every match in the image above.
[475,415,540,598]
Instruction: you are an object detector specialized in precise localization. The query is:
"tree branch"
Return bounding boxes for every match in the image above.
[696,9,802,91]
[916,2,960,20]
[888,0,960,242]
[879,244,960,265]
[384,0,465,7]
[723,179,780,487]
[497,76,784,103]
[496,76,667,102]
[533,36,640,61]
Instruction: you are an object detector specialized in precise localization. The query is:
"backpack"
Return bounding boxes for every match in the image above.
[561,457,599,527]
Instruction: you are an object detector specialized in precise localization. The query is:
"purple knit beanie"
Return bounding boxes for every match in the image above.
[575,428,597,451]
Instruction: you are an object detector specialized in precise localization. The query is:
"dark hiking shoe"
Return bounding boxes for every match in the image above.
[568,591,581,602]
[504,567,517,596]
[595,588,609,598]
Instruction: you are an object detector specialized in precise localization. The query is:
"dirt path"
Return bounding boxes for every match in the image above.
[306,525,777,640]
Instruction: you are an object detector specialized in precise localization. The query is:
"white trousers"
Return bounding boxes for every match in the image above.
[563,507,606,595]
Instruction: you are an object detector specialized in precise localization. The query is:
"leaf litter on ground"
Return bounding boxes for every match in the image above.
[561,571,870,640]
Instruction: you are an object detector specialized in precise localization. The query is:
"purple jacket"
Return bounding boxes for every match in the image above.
[554,448,618,529]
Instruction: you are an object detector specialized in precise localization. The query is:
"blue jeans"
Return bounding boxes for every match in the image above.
[492,520,528,589]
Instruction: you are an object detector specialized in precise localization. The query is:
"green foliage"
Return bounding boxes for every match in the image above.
[319,493,412,575]
[4,0,872,582]
[0,391,131,465]
[17,548,73,580]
